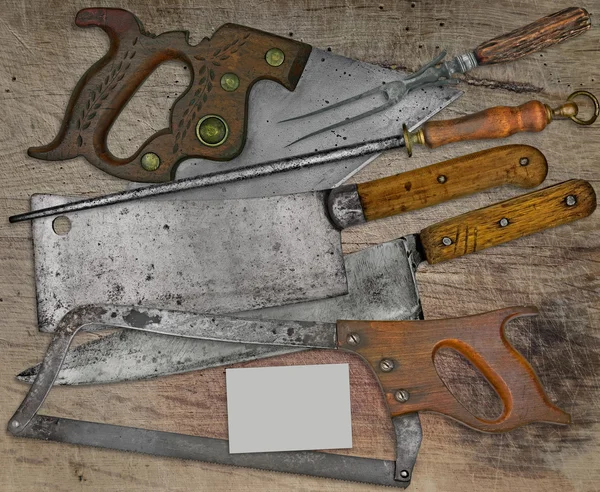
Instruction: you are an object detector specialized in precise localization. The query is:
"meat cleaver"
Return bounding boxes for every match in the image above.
[31,145,547,333]
[20,178,597,383]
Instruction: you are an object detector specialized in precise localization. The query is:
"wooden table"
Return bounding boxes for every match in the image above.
[1,1,598,490]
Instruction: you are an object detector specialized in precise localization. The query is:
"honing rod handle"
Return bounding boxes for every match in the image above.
[403,91,599,156]
[337,307,571,432]
[27,8,312,182]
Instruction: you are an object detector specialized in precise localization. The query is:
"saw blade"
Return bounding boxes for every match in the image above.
[138,48,461,200]
[16,414,416,488]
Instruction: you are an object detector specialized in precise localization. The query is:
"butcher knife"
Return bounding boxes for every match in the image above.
[29,145,548,333]
[27,7,589,194]
[20,179,597,383]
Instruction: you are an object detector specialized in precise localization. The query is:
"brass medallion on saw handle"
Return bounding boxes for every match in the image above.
[27,8,311,182]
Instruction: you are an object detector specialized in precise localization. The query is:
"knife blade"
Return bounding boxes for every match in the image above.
[19,179,596,383]
[27,145,548,333]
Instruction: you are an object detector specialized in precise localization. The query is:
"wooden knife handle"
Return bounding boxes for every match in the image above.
[420,179,596,264]
[357,145,547,222]
[337,307,571,432]
[27,8,311,183]
[474,7,591,65]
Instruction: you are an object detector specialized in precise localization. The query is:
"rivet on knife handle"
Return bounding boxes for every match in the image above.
[419,179,597,264]
[353,144,548,223]
[403,91,599,156]
[27,8,312,182]
[337,306,571,432]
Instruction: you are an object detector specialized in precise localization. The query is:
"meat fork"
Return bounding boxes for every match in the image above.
[280,7,591,146]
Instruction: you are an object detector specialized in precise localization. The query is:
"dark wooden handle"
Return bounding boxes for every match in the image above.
[420,180,596,264]
[337,307,571,432]
[474,7,591,65]
[420,101,550,149]
[356,145,547,222]
[27,8,311,182]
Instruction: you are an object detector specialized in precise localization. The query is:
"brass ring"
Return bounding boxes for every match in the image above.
[567,91,599,125]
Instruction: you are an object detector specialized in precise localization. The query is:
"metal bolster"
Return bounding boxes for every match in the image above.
[327,184,367,230]
[445,52,478,76]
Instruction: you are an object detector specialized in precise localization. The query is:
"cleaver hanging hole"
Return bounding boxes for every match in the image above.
[52,216,71,236]
[433,347,503,421]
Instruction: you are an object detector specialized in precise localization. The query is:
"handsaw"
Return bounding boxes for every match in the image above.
[9,305,571,489]
[20,178,597,380]
[28,145,550,333]
[26,7,589,189]
[11,91,597,223]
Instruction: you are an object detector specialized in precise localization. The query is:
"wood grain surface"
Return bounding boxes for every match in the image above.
[1,1,599,491]
[357,144,549,220]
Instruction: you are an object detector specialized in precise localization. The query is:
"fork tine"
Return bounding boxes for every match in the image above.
[279,84,393,123]
[284,99,398,147]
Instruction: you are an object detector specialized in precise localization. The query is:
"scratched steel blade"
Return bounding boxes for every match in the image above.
[138,48,461,200]
[19,237,422,384]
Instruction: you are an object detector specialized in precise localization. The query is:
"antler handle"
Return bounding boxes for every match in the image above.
[474,7,591,65]
[337,307,571,432]
[27,8,311,182]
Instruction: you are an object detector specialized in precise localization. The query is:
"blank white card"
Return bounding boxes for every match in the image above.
[226,363,352,454]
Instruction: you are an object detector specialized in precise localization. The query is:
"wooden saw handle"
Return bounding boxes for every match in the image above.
[27,8,311,182]
[337,307,571,432]
[420,179,596,264]
[474,7,591,65]
[357,144,547,222]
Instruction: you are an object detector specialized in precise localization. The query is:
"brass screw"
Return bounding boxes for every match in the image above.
[141,152,161,171]
[265,48,285,67]
[442,236,452,246]
[519,157,529,166]
[220,73,240,92]
[565,195,577,207]
[437,175,447,184]
[379,359,395,372]
[346,333,361,346]
[196,115,229,147]
[395,389,410,403]
[499,218,509,227]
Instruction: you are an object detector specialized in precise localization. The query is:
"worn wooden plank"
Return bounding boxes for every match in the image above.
[0,0,598,490]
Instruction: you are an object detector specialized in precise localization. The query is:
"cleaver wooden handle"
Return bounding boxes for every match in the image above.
[337,306,572,432]
[27,8,312,183]
[357,144,548,222]
[420,179,596,264]
[473,7,590,66]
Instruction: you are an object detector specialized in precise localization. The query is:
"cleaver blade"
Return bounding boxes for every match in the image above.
[20,179,598,384]
[21,237,423,384]
[30,145,549,333]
